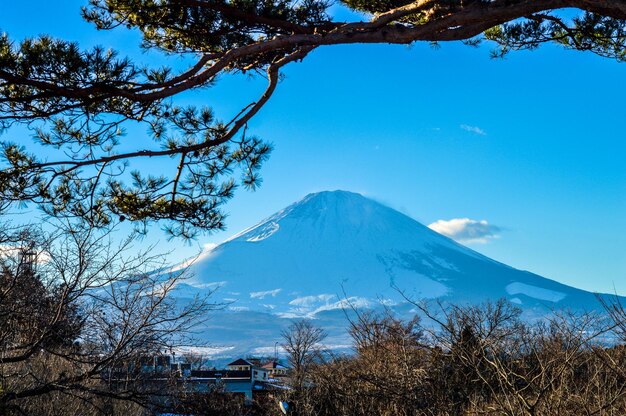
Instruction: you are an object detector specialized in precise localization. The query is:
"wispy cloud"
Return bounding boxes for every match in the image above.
[203,242,219,251]
[250,288,282,299]
[428,218,501,244]
[288,294,335,307]
[228,306,250,312]
[460,124,486,136]
[252,345,286,355]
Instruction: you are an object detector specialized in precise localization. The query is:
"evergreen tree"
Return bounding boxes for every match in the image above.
[1,0,625,237]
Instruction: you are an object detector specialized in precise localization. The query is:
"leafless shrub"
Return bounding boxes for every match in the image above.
[282,298,626,416]
[0,221,219,415]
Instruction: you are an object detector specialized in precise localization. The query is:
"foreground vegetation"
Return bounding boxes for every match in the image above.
[163,299,626,416]
[279,300,626,416]
[0,222,217,415]
[3,221,626,416]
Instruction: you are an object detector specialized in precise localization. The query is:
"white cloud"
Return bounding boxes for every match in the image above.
[460,124,486,136]
[320,343,352,350]
[174,345,234,357]
[228,306,250,312]
[250,288,282,299]
[252,345,286,355]
[193,281,226,289]
[288,294,335,307]
[428,218,501,244]
[203,242,219,251]
[311,297,370,314]
[278,296,371,319]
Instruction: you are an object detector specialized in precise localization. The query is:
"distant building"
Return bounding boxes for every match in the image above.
[226,358,254,371]
[137,354,172,373]
[170,362,191,376]
[187,358,272,401]
[107,355,288,405]
[261,361,289,379]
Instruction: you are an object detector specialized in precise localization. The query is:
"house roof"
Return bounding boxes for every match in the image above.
[262,361,287,369]
[227,358,253,367]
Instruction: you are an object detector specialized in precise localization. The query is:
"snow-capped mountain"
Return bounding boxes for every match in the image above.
[173,190,612,359]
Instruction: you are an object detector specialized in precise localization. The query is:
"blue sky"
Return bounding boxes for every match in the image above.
[2,1,625,294]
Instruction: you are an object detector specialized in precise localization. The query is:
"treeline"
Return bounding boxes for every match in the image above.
[277,299,626,416]
[4,221,626,416]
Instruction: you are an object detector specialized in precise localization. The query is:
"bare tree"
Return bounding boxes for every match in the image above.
[281,320,327,394]
[327,310,429,416]
[178,351,207,370]
[0,221,218,415]
[290,299,626,416]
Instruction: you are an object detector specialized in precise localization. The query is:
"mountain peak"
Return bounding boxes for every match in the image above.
[301,189,367,200]
[229,189,443,250]
[289,190,375,217]
[175,191,610,358]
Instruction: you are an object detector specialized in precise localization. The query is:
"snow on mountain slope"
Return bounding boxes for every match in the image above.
[171,190,613,359]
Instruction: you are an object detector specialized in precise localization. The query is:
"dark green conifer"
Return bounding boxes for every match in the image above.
[1,0,625,237]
